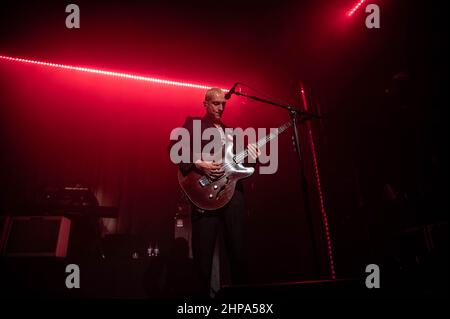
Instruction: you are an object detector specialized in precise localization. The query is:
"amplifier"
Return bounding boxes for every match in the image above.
[0,216,71,257]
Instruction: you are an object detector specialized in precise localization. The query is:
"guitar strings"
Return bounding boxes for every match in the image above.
[202,120,292,184]
[220,121,292,171]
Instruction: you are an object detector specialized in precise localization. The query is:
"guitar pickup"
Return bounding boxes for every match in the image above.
[198,177,210,187]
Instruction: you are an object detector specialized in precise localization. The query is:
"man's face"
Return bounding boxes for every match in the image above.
[204,92,226,122]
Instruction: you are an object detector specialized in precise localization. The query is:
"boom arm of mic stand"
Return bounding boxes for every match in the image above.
[233,91,322,120]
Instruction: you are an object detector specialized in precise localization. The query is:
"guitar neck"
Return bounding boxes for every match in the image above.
[233,120,292,163]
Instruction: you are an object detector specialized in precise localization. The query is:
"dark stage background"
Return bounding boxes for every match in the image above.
[0,0,446,294]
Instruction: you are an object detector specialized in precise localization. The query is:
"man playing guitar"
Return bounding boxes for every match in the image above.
[170,88,260,298]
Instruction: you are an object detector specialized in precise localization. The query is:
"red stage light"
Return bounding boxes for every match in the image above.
[347,0,366,16]
[299,83,336,279]
[0,55,227,91]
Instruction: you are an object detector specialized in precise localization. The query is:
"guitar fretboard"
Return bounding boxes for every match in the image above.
[233,120,292,163]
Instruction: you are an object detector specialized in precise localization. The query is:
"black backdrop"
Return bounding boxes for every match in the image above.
[0,0,444,284]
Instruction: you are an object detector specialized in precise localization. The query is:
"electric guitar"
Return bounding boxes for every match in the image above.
[177,121,292,210]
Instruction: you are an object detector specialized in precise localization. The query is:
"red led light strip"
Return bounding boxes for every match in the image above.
[347,0,366,16]
[0,55,227,91]
[300,84,336,279]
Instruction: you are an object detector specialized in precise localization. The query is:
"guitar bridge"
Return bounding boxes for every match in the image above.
[215,177,229,199]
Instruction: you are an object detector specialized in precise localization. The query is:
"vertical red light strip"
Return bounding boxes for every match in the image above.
[299,83,336,279]
[347,0,366,16]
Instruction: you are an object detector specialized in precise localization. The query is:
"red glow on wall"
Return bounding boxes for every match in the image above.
[299,83,336,279]
[0,55,227,91]
[347,0,366,16]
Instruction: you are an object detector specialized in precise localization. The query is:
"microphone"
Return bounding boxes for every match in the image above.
[224,82,239,100]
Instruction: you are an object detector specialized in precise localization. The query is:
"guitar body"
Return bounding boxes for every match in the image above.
[178,142,254,211]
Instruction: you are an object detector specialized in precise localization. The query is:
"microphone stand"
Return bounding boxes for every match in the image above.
[233,90,322,278]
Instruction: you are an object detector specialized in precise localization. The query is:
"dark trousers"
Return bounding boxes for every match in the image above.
[191,189,247,297]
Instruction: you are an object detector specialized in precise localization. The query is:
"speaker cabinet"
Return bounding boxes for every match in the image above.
[0,216,71,257]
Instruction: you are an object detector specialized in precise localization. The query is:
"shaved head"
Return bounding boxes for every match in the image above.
[204,88,224,102]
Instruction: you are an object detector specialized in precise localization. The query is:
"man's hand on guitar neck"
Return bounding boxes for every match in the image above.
[194,160,224,180]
